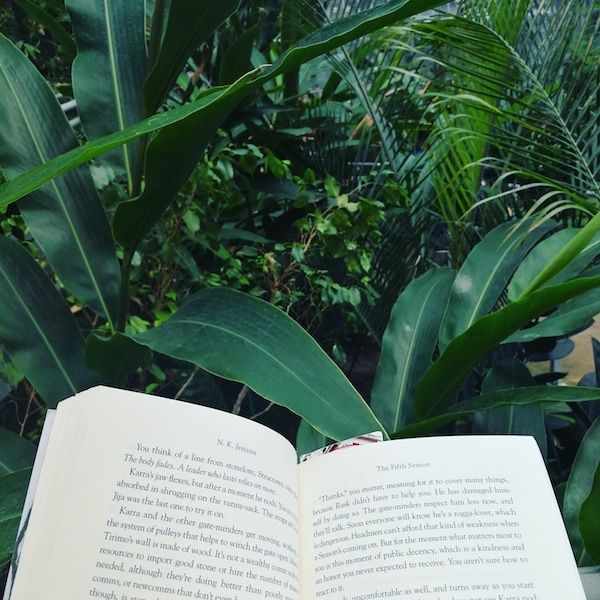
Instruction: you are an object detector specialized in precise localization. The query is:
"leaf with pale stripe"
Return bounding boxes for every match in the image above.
[66,0,147,192]
[0,237,99,407]
[0,34,121,326]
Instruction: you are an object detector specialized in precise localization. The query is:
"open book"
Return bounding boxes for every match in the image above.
[5,386,586,599]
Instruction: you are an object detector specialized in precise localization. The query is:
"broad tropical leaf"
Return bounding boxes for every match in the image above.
[393,386,600,438]
[134,288,386,441]
[66,0,147,192]
[415,275,600,419]
[296,419,330,457]
[579,461,600,564]
[371,268,454,431]
[0,34,121,327]
[473,359,546,456]
[439,219,554,351]
[0,237,98,407]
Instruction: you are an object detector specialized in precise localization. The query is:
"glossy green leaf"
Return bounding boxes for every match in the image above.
[579,461,600,564]
[66,0,147,191]
[133,288,386,441]
[507,286,600,343]
[520,213,600,298]
[144,0,240,112]
[0,34,121,327]
[0,468,31,567]
[296,419,330,458]
[85,333,152,386]
[564,417,600,564]
[509,229,600,301]
[0,429,35,476]
[473,359,546,456]
[219,23,260,85]
[415,275,600,419]
[394,386,600,439]
[0,237,99,407]
[371,268,454,432]
[439,219,554,351]
[0,0,447,210]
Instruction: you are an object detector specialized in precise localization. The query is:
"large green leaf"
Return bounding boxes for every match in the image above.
[144,0,240,113]
[579,461,600,564]
[439,219,554,351]
[507,286,600,343]
[394,386,600,439]
[66,0,147,192]
[564,417,600,564]
[371,268,454,432]
[133,288,386,441]
[415,275,600,419]
[0,429,35,476]
[473,359,546,456]
[0,237,99,407]
[0,468,31,567]
[0,0,447,209]
[0,34,121,327]
[509,229,600,301]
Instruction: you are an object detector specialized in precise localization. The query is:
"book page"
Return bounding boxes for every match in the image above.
[298,436,585,600]
[10,386,299,600]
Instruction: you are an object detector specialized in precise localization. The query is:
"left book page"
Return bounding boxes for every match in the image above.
[9,386,300,600]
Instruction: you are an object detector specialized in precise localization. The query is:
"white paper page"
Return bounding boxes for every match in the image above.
[298,435,585,600]
[10,386,299,600]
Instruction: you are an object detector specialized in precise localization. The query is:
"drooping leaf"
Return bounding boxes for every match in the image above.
[0,0,448,210]
[0,237,99,407]
[0,34,121,327]
[144,0,240,113]
[415,275,600,419]
[65,0,147,192]
[579,461,600,564]
[394,386,600,439]
[0,429,35,476]
[133,288,386,441]
[371,268,454,432]
[564,417,600,564]
[85,333,152,386]
[439,219,554,352]
[0,468,31,567]
[473,359,546,456]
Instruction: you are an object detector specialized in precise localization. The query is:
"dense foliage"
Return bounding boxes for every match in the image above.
[0,0,599,583]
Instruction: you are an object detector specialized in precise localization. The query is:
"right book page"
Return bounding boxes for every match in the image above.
[298,435,585,600]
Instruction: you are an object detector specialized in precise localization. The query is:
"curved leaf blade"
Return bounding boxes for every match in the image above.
[439,219,554,351]
[0,34,121,326]
[564,416,600,564]
[394,386,600,439]
[371,268,454,432]
[133,288,386,441]
[0,237,99,407]
[415,275,600,419]
[0,0,447,210]
[296,419,330,457]
[66,0,147,191]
